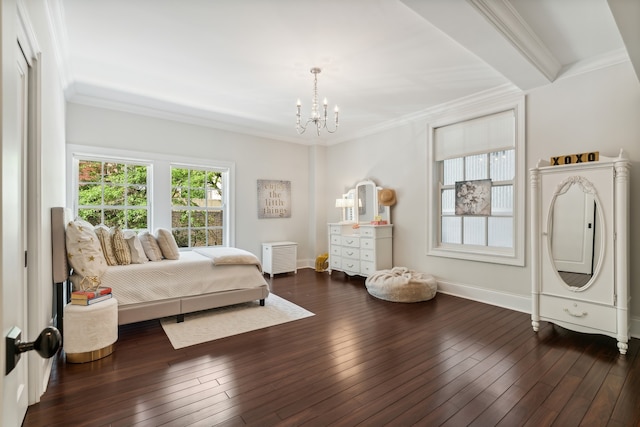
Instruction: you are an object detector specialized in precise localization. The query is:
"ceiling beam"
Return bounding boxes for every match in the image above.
[608,0,640,84]
[400,0,559,90]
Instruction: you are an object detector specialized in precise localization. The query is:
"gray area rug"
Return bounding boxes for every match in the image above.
[160,294,314,349]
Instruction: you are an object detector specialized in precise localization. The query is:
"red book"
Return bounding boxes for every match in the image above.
[71,287,112,301]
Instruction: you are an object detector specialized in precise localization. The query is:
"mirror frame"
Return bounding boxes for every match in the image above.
[354,179,390,225]
[547,175,603,291]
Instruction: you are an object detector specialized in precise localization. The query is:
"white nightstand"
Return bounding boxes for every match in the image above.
[262,241,297,278]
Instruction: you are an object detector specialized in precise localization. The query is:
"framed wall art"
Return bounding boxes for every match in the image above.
[455,179,492,216]
[257,179,291,218]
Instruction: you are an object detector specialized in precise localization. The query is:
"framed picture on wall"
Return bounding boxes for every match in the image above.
[455,179,492,216]
[257,179,291,218]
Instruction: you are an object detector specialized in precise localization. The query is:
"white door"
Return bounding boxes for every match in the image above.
[551,184,596,275]
[2,42,30,427]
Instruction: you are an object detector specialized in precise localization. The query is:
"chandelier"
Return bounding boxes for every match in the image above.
[296,67,339,135]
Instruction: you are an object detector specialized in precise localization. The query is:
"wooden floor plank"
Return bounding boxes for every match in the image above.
[23,269,640,426]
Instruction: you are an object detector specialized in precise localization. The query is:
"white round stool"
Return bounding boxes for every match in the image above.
[63,297,118,363]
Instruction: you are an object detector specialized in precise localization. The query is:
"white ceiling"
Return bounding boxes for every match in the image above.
[50,0,637,145]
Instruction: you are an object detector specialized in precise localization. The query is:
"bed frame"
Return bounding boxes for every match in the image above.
[51,207,269,329]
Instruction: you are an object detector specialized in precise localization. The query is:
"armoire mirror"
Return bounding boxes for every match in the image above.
[548,176,602,289]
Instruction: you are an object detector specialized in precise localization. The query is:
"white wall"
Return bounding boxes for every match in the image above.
[24,0,68,402]
[65,104,317,265]
[326,61,640,330]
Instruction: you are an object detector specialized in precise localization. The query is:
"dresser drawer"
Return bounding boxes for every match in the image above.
[341,259,360,274]
[361,261,375,276]
[330,245,341,256]
[539,295,616,333]
[341,236,360,247]
[330,234,342,245]
[341,247,360,259]
[360,249,375,262]
[330,256,342,269]
[359,225,393,238]
[329,225,342,235]
[360,238,374,250]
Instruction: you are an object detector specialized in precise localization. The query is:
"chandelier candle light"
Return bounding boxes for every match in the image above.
[296,67,339,135]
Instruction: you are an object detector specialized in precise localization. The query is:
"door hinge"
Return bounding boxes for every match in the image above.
[24,250,28,268]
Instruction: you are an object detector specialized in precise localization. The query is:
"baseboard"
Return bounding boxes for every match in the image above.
[436,279,640,339]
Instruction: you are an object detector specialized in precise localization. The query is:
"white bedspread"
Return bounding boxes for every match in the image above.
[100,250,268,306]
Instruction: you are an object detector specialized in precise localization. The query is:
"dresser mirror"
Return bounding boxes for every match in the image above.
[355,180,390,224]
[548,176,602,290]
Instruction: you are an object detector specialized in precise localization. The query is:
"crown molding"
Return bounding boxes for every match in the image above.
[328,83,523,145]
[557,48,630,80]
[66,82,319,146]
[469,0,561,82]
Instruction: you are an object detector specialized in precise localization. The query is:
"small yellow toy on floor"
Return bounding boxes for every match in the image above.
[315,253,329,272]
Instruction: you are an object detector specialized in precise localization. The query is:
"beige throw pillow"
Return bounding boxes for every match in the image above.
[138,231,164,261]
[123,230,149,264]
[94,225,118,266]
[65,219,107,290]
[155,228,180,260]
[110,227,131,265]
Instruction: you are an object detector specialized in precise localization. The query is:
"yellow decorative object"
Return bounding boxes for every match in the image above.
[315,253,329,272]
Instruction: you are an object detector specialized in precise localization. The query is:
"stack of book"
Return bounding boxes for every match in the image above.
[71,287,113,306]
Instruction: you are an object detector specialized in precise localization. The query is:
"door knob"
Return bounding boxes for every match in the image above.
[6,326,61,375]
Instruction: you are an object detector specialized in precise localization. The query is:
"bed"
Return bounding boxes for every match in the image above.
[51,207,270,328]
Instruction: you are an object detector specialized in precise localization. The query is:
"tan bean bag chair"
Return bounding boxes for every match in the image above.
[365,267,437,303]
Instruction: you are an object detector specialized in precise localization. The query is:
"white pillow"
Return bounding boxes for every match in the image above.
[123,230,149,264]
[65,219,107,290]
[138,231,163,261]
[155,228,180,260]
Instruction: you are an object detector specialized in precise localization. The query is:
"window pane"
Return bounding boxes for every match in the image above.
[171,168,188,187]
[126,209,148,230]
[128,165,148,185]
[127,186,147,206]
[443,158,463,185]
[78,183,102,205]
[491,185,513,215]
[210,210,223,227]
[441,189,455,215]
[442,217,461,244]
[488,217,513,247]
[103,163,126,184]
[208,228,223,246]
[78,209,101,225]
[463,217,486,245]
[191,188,206,202]
[172,210,189,228]
[78,161,102,183]
[465,154,487,180]
[190,229,207,247]
[173,229,189,248]
[104,185,125,205]
[192,210,206,227]
[104,209,124,227]
[490,149,514,181]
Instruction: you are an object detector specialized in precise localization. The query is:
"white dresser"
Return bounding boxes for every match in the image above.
[262,241,297,278]
[328,223,392,277]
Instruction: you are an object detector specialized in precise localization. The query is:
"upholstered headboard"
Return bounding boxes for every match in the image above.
[51,207,73,337]
[51,207,72,283]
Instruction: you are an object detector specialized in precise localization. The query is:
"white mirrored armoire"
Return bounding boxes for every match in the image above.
[530,151,630,354]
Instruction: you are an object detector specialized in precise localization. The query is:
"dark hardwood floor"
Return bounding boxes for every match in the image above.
[24,269,640,426]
